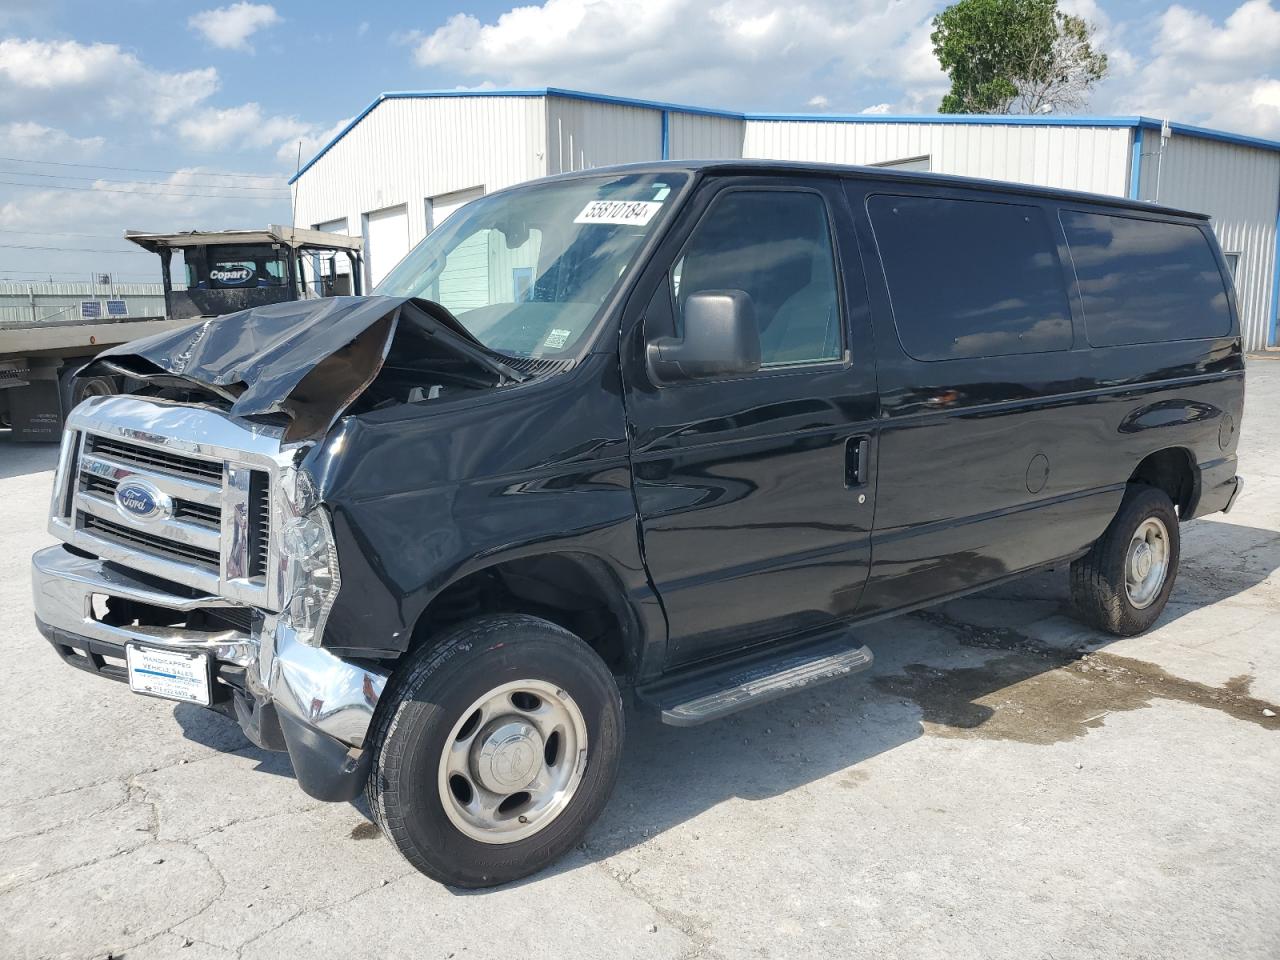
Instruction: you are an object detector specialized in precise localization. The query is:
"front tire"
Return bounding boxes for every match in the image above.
[1070,484,1181,636]
[368,614,624,888]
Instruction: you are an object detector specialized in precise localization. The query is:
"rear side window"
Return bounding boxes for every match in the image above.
[867,195,1072,361]
[1060,211,1231,346]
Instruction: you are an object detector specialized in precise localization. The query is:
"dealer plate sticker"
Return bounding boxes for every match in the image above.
[126,645,211,706]
[574,200,662,226]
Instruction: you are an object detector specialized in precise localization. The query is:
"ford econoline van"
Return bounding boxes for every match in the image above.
[33,161,1244,886]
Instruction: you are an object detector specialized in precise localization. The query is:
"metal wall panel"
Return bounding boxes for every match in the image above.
[545,97,662,172]
[742,120,1132,196]
[292,96,548,259]
[668,114,745,160]
[1138,134,1280,351]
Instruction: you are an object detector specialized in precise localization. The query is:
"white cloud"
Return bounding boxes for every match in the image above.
[1058,0,1138,77]
[276,115,353,166]
[410,0,943,110]
[176,102,312,151]
[0,169,288,276]
[189,3,282,52]
[1108,0,1280,137]
[0,38,218,123]
[402,0,1280,131]
[0,122,105,160]
[860,103,892,115]
[1156,0,1280,68]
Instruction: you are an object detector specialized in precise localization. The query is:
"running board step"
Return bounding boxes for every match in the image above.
[637,632,874,727]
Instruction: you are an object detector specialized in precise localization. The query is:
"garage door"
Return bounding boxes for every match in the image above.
[428,187,483,232]
[428,188,487,308]
[365,205,410,288]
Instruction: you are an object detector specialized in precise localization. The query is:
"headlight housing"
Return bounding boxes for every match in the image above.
[276,467,340,648]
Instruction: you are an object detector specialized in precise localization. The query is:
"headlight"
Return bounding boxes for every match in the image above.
[276,467,340,648]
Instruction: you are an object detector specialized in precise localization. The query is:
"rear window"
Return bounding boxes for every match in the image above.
[1060,211,1231,346]
[867,195,1072,361]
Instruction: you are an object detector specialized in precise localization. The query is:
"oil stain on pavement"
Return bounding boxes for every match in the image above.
[875,610,1280,745]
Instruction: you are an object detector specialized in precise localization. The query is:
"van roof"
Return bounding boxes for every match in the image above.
[549,159,1211,221]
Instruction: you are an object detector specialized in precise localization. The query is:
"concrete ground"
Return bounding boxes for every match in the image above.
[2,362,1278,960]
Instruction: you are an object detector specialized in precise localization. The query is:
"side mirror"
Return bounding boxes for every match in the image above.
[646,289,761,384]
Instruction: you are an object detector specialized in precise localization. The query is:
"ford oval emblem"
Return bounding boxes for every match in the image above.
[115,480,167,522]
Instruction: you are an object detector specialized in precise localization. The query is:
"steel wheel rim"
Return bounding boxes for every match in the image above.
[79,381,114,399]
[1125,516,1170,609]
[437,679,588,844]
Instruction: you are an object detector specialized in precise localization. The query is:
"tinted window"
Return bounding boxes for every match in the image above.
[674,190,841,366]
[1060,211,1231,346]
[868,195,1072,361]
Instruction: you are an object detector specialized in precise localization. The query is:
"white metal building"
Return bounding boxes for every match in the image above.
[291,88,1280,352]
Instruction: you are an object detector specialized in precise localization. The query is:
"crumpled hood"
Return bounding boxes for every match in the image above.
[84,295,523,443]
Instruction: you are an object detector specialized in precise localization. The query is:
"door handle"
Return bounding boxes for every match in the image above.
[845,436,870,488]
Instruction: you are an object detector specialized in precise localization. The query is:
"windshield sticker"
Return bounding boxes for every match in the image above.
[543,328,572,349]
[574,200,663,226]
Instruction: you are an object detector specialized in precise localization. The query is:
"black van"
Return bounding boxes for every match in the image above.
[34,161,1244,887]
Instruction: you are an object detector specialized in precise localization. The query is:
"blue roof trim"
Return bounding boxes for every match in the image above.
[291,93,388,183]
[746,112,1143,127]
[290,88,1280,185]
[544,87,742,120]
[1134,117,1280,155]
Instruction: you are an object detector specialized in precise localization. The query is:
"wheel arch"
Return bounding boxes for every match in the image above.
[407,550,646,679]
[1128,446,1198,517]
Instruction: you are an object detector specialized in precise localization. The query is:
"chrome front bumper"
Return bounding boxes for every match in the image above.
[32,544,389,801]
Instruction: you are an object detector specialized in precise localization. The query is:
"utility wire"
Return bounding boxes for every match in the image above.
[0,180,291,201]
[0,155,287,183]
[0,168,292,193]
[0,242,151,254]
[0,228,127,240]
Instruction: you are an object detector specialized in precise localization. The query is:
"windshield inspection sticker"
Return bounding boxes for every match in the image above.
[574,200,663,226]
[544,328,572,349]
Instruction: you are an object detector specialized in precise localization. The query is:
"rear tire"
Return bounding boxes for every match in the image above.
[1070,484,1180,636]
[368,614,624,888]
[73,376,119,404]
[60,366,119,416]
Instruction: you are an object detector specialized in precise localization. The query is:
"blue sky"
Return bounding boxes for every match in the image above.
[1,0,1277,282]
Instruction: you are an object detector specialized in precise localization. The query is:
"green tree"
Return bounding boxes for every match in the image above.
[931,0,1108,114]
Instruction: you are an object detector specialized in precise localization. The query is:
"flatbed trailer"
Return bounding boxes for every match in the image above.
[0,314,201,441]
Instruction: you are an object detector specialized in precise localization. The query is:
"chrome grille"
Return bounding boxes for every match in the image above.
[247,470,271,578]
[86,436,223,483]
[80,513,221,572]
[79,472,222,531]
[52,397,287,611]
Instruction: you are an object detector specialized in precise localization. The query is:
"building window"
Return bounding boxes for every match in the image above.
[512,266,534,301]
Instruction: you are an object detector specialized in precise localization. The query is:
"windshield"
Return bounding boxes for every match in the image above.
[375,172,686,358]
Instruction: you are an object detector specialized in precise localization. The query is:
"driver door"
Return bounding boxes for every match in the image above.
[620,176,880,668]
